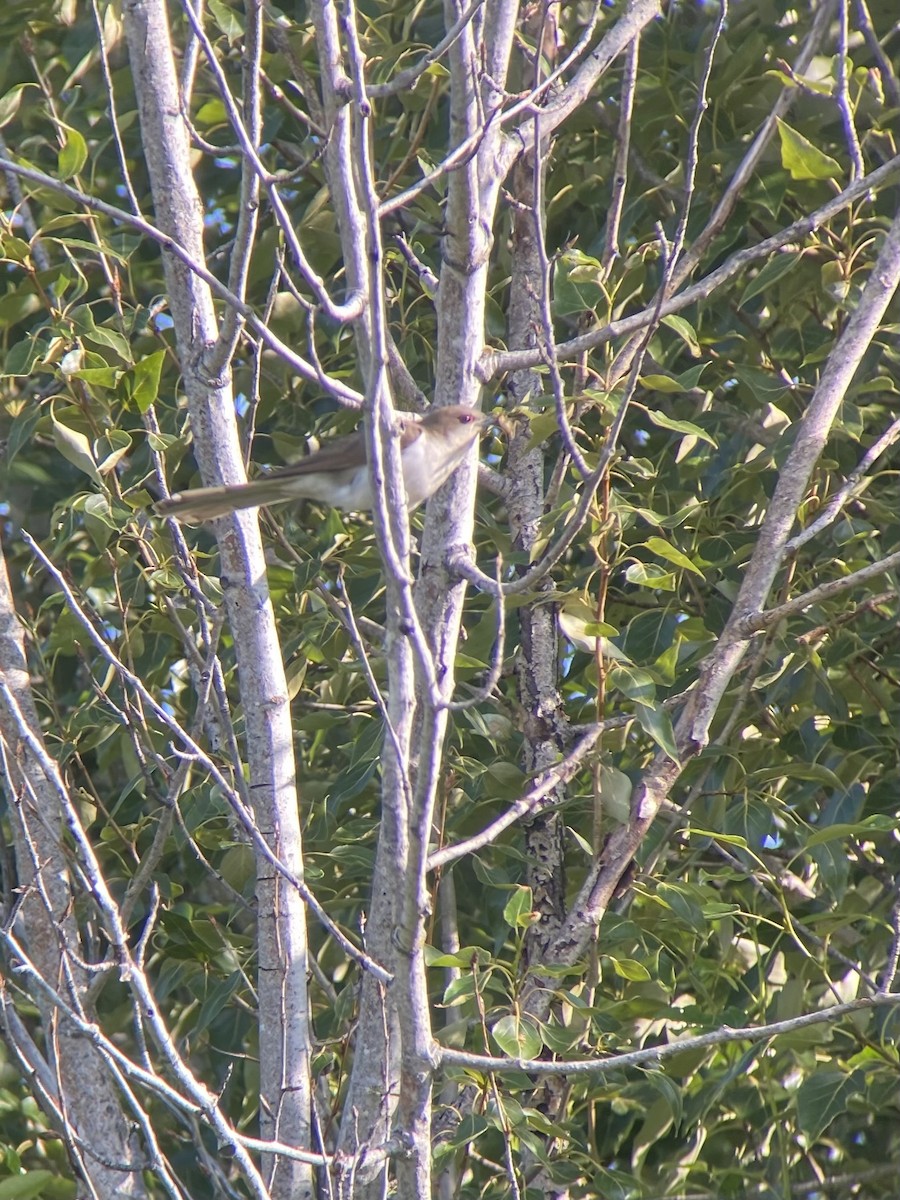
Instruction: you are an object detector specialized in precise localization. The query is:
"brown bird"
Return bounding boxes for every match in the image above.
[155,405,488,523]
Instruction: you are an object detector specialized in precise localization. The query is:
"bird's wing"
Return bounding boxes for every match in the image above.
[263,416,423,479]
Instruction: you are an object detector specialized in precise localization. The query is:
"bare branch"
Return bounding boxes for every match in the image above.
[440,993,900,1078]
[853,0,900,108]
[836,0,865,180]
[177,0,366,325]
[367,0,486,99]
[380,0,660,220]
[0,154,364,406]
[685,205,900,750]
[21,532,390,984]
[671,0,839,286]
[739,547,900,636]
[480,153,900,379]
[786,413,900,552]
[213,0,264,368]
[600,34,638,278]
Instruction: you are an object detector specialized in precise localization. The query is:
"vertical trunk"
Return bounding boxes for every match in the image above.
[0,537,147,1198]
[121,3,312,1194]
[504,16,570,1196]
[504,94,567,984]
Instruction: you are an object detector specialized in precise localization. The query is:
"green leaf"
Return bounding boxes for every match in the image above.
[661,314,700,356]
[69,306,132,360]
[688,828,749,849]
[765,67,833,96]
[739,251,803,307]
[208,0,244,41]
[58,127,88,180]
[776,118,841,181]
[643,536,705,577]
[492,1014,542,1060]
[0,83,36,129]
[553,249,606,315]
[633,1096,676,1167]
[633,701,679,763]
[804,817,894,849]
[72,366,121,389]
[525,410,560,449]
[443,974,478,1006]
[425,945,491,969]
[656,883,705,931]
[503,885,537,929]
[558,601,618,651]
[751,763,845,790]
[441,1114,490,1151]
[45,237,130,266]
[605,955,651,981]
[194,972,243,1037]
[644,409,717,447]
[0,1172,61,1200]
[624,562,676,590]
[6,403,42,466]
[621,609,679,666]
[0,236,32,264]
[95,429,132,475]
[51,413,99,482]
[4,334,46,376]
[196,99,228,127]
[129,349,166,412]
[608,663,656,704]
[702,901,743,919]
[641,363,707,393]
[82,493,115,526]
[598,763,632,824]
[796,1070,861,1142]
[622,498,702,529]
[641,373,684,393]
[147,431,180,452]
[484,761,525,794]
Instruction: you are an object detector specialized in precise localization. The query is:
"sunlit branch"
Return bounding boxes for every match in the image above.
[739,547,900,636]
[367,0,486,99]
[786,413,900,552]
[480,152,900,380]
[0,155,365,407]
[601,35,638,278]
[440,993,900,1078]
[21,533,391,984]
[177,0,366,325]
[836,0,865,180]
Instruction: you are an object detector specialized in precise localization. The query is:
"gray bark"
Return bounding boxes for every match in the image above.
[0,535,147,1199]
[121,2,312,1195]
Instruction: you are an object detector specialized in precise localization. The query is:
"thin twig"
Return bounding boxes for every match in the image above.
[601,35,638,278]
[177,0,365,324]
[439,993,900,1078]
[480,153,900,380]
[786,412,900,552]
[836,0,865,180]
[0,155,365,407]
[447,557,506,712]
[739,546,900,635]
[853,0,900,108]
[367,0,486,99]
[90,0,142,216]
[21,533,391,983]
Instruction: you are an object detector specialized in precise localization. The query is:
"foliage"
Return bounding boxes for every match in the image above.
[0,0,899,1197]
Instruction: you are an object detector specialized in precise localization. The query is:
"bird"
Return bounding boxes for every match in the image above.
[154,405,488,522]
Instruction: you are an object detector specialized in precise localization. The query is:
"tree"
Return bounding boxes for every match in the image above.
[1,0,900,1196]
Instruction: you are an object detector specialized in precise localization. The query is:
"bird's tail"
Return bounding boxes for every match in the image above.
[154,479,290,523]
